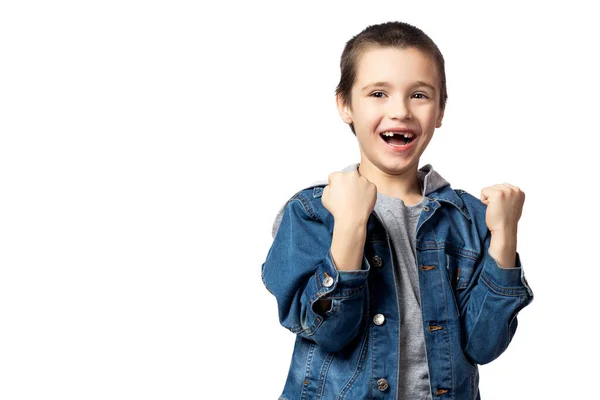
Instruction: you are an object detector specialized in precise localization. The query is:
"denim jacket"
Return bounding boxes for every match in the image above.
[261,163,534,399]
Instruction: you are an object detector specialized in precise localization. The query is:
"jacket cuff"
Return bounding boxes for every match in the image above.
[300,249,370,334]
[323,248,369,293]
[306,248,370,300]
[481,249,533,297]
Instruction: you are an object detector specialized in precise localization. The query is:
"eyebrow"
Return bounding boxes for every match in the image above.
[361,80,436,92]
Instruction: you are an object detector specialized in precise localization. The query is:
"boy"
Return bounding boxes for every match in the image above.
[261,21,533,399]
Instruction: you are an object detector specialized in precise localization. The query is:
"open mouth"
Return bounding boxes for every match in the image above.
[379,132,416,148]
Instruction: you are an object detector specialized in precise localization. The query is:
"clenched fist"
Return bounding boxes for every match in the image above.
[480,183,525,234]
[322,169,377,224]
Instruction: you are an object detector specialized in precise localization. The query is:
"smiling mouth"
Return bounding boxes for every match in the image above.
[380,132,416,147]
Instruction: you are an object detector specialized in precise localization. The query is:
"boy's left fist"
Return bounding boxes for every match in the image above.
[479,183,525,234]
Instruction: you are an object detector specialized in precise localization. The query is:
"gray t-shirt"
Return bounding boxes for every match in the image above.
[373,190,433,400]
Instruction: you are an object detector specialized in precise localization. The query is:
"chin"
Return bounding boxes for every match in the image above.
[374,157,416,172]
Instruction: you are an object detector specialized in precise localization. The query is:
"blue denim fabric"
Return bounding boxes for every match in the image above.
[262,183,534,399]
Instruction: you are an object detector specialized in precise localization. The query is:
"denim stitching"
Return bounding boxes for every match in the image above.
[316,352,335,399]
[338,322,369,399]
[480,271,528,297]
[300,343,316,400]
[444,244,478,260]
[434,229,453,398]
[322,287,364,299]
[293,192,318,220]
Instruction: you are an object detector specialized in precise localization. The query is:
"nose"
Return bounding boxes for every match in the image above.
[387,96,411,120]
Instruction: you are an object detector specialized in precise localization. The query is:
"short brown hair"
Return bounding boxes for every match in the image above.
[335,21,448,136]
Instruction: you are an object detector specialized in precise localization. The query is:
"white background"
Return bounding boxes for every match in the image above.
[1,1,598,399]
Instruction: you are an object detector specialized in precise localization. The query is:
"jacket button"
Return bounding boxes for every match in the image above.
[373,313,385,325]
[377,378,389,391]
[371,255,384,267]
[323,276,334,288]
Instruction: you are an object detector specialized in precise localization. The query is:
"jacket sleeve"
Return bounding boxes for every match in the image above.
[459,229,534,365]
[261,194,370,353]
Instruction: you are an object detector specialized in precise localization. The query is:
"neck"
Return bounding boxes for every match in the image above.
[358,160,423,206]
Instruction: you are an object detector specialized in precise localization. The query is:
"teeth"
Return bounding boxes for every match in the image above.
[381,131,414,138]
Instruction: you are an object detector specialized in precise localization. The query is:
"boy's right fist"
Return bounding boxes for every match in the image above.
[322,170,377,224]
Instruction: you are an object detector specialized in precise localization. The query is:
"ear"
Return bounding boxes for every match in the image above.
[435,106,445,128]
[335,94,353,124]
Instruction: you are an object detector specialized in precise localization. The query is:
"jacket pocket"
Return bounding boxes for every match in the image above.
[445,252,477,313]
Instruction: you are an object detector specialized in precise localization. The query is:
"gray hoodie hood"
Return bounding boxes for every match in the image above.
[271,162,451,239]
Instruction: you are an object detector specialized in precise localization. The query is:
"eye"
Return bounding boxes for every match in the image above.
[370,91,386,98]
[413,93,429,99]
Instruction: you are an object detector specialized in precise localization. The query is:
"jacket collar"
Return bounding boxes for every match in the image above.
[272,162,470,239]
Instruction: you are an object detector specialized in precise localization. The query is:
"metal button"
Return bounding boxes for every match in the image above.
[373,313,385,326]
[323,276,334,288]
[423,205,430,211]
[371,255,383,267]
[377,378,389,391]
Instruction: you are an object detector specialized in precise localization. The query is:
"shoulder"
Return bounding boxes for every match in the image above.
[271,184,330,239]
[454,189,485,211]
[452,188,489,236]
[293,185,329,220]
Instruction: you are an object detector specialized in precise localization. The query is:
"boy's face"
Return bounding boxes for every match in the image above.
[336,46,444,173]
